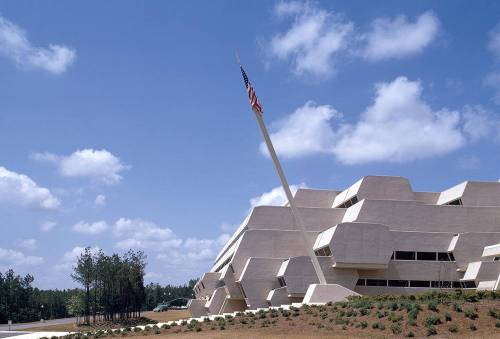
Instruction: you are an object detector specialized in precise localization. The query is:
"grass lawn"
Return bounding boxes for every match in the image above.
[19,311,190,332]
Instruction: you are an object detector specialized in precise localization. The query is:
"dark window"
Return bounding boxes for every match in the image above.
[432,281,452,288]
[337,196,359,208]
[452,281,462,288]
[462,281,476,288]
[366,279,387,287]
[315,246,331,256]
[437,252,451,261]
[390,252,394,260]
[445,198,463,206]
[395,251,416,260]
[201,282,205,289]
[229,264,235,273]
[278,277,286,287]
[356,279,366,286]
[494,256,500,261]
[409,280,430,288]
[388,280,409,287]
[417,252,436,261]
[448,252,456,261]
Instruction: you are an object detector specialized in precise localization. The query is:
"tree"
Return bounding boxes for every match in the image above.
[71,247,94,324]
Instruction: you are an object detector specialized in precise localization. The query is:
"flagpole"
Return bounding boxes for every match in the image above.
[252,110,327,285]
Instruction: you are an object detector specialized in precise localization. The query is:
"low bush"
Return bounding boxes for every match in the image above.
[390,323,402,334]
[464,308,478,320]
[469,322,477,331]
[448,324,458,333]
[426,325,437,336]
[424,314,441,327]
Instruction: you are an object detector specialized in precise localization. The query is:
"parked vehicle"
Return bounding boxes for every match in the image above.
[153,298,189,312]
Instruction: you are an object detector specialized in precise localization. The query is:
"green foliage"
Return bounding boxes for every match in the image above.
[406,331,415,337]
[448,324,458,333]
[390,323,402,334]
[426,325,437,336]
[488,307,500,319]
[469,322,477,331]
[424,314,441,327]
[371,321,385,330]
[427,300,438,312]
[464,307,478,320]
[453,302,463,312]
[360,320,368,328]
[444,312,452,321]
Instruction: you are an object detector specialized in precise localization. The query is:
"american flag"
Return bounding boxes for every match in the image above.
[240,65,263,114]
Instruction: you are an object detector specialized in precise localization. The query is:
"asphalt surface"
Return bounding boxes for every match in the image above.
[0,318,76,331]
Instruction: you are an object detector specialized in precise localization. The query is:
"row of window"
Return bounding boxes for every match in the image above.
[356,279,476,289]
[194,281,206,294]
[336,195,359,209]
[391,251,455,262]
[314,246,332,257]
[277,276,286,287]
[444,198,463,206]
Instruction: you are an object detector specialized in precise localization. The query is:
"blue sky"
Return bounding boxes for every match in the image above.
[1,0,500,289]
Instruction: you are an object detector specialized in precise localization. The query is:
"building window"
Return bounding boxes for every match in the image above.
[201,282,205,289]
[494,256,500,261]
[356,279,366,286]
[366,279,387,287]
[437,252,450,261]
[417,252,436,261]
[432,281,452,288]
[395,251,416,260]
[409,280,430,288]
[336,196,359,209]
[445,198,463,206]
[314,246,332,257]
[277,276,286,287]
[461,281,477,289]
[388,280,409,287]
[452,281,462,288]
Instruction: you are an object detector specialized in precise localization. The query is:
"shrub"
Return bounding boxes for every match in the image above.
[464,308,478,320]
[133,327,142,332]
[426,325,437,336]
[372,321,385,330]
[448,324,458,333]
[407,318,417,327]
[160,324,170,329]
[469,323,477,331]
[360,321,368,328]
[444,312,452,321]
[488,307,500,319]
[495,321,500,328]
[406,331,415,337]
[390,323,402,334]
[424,314,441,327]
[359,308,370,316]
[427,300,438,312]
[453,302,462,312]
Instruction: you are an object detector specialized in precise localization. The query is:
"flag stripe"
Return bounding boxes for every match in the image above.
[240,66,263,114]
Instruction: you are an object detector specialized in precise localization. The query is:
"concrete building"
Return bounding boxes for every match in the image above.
[188,176,500,316]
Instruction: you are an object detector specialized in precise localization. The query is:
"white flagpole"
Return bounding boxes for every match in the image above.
[252,110,327,285]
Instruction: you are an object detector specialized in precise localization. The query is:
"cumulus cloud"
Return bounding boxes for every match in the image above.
[266,76,493,164]
[0,248,43,270]
[270,1,353,76]
[72,220,109,235]
[40,221,57,232]
[55,246,100,272]
[18,238,37,250]
[32,149,128,185]
[0,166,60,210]
[362,11,439,60]
[261,101,339,158]
[0,15,75,74]
[94,194,106,207]
[250,183,307,208]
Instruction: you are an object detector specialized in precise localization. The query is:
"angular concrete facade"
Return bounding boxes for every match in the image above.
[188,176,500,316]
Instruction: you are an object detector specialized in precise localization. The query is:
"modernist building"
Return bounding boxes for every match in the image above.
[188,176,500,317]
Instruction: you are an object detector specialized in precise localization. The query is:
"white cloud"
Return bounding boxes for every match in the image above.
[0,166,60,210]
[265,77,492,164]
[40,221,57,232]
[250,183,307,208]
[94,194,106,207]
[362,11,439,60]
[262,101,339,158]
[32,149,128,185]
[18,238,37,250]
[270,1,353,76]
[55,246,100,272]
[488,23,500,60]
[0,15,75,74]
[333,77,465,164]
[0,248,43,270]
[72,220,109,235]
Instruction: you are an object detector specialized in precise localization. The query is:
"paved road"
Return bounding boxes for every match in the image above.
[0,332,30,338]
[0,318,76,331]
